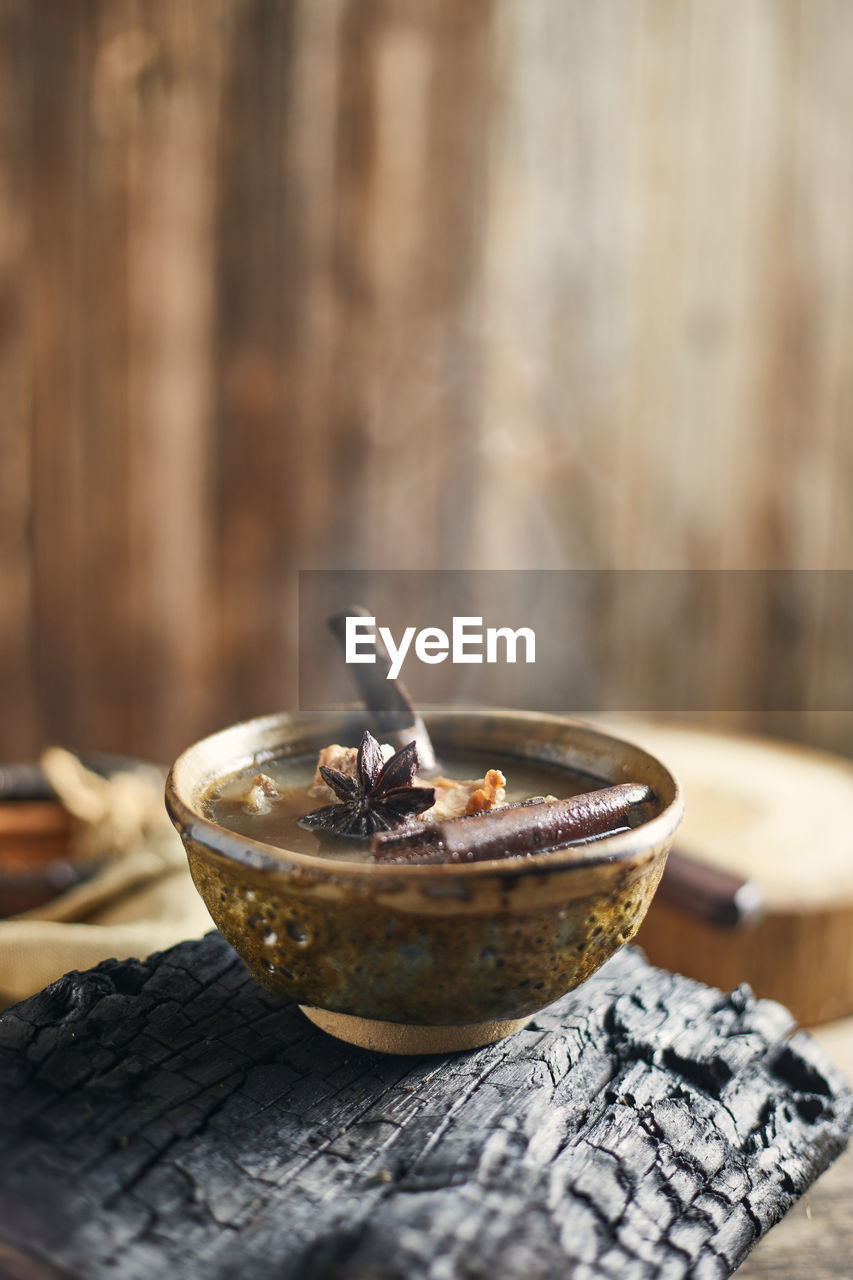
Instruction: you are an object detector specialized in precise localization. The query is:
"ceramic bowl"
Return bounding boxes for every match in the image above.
[166,707,683,1053]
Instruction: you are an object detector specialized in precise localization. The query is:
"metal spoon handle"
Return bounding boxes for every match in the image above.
[327,606,437,773]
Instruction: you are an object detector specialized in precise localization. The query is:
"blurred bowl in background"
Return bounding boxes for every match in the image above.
[0,754,148,918]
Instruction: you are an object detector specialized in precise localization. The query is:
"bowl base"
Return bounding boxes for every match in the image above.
[299,1005,531,1054]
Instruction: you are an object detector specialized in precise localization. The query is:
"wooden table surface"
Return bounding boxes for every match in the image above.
[735,1015,853,1278]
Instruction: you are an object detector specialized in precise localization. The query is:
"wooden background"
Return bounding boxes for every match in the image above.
[1,0,853,765]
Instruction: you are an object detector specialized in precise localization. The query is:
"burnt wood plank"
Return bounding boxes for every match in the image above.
[0,934,849,1280]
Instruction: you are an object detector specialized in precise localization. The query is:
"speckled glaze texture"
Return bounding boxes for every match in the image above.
[167,708,683,1030]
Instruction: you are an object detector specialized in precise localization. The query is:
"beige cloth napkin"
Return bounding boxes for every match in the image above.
[0,749,212,1007]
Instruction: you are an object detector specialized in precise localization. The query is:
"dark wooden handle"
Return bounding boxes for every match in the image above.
[658,848,765,929]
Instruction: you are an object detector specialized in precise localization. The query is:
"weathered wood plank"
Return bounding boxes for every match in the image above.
[123,1,225,759]
[328,0,496,569]
[0,0,38,762]
[0,934,848,1279]
[212,0,304,727]
[28,2,93,753]
[31,1,147,755]
[3,2,853,764]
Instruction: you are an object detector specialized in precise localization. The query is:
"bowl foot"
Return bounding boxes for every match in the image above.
[299,1005,531,1054]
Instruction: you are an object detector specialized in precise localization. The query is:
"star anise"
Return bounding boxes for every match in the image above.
[299,731,435,839]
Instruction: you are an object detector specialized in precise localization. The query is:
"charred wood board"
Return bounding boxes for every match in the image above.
[0,933,849,1280]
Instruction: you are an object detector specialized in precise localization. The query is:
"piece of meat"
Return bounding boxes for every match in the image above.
[243,773,279,814]
[308,745,509,822]
[420,769,507,821]
[308,743,395,801]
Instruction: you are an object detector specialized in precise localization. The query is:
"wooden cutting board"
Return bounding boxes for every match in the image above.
[598,718,853,1026]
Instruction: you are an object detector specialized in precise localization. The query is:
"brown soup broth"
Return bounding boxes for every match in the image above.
[204,749,607,864]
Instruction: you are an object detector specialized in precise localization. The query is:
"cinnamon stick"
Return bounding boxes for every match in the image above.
[372,783,654,864]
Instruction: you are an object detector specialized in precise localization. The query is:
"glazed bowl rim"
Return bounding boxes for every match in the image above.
[166,705,684,880]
